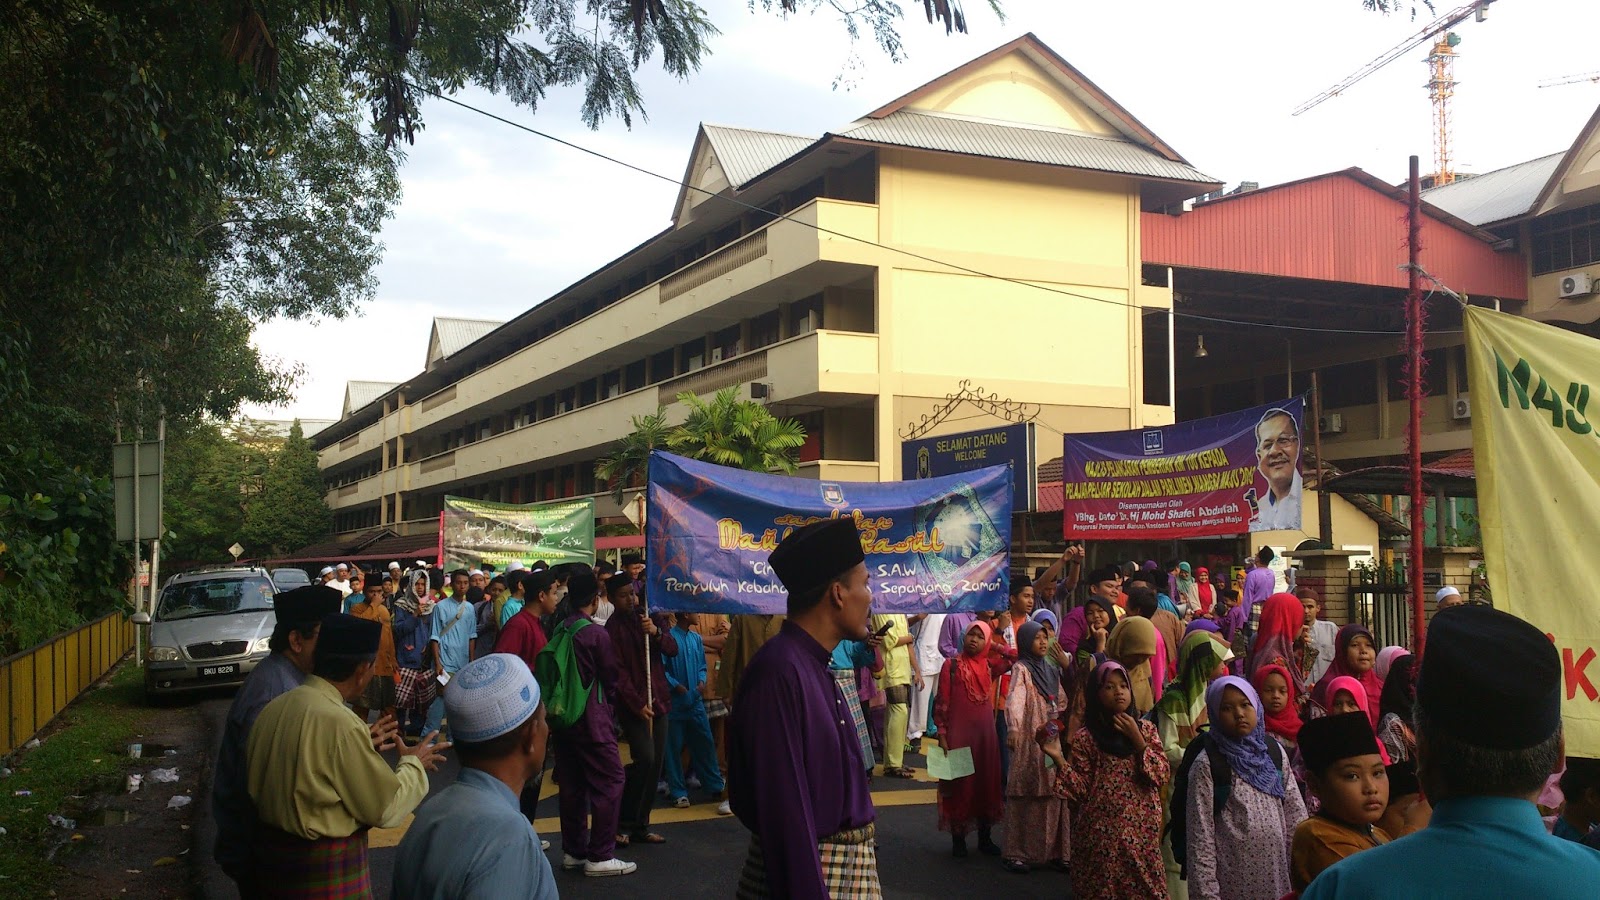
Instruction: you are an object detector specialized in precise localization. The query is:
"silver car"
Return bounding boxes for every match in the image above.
[136,568,277,696]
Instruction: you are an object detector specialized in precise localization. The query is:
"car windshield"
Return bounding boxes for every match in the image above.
[155,576,275,621]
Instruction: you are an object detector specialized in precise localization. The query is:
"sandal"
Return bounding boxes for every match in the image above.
[630,832,667,845]
[884,766,917,779]
[1003,859,1030,874]
[614,834,630,847]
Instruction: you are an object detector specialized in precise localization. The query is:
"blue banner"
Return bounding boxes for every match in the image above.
[902,422,1035,512]
[645,451,1014,615]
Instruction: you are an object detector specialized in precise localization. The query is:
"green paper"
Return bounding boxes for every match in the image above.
[925,745,976,780]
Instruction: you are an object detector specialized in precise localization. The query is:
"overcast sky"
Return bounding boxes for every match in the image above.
[246,0,1600,422]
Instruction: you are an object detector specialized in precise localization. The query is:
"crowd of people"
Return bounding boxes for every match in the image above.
[207,539,1600,899]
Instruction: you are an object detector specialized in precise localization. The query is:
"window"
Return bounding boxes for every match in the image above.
[650,350,675,385]
[1532,204,1600,275]
[603,369,622,399]
[712,325,740,362]
[624,359,647,392]
[1321,360,1379,408]
[789,294,823,336]
[681,339,705,373]
[750,310,781,349]
[578,379,597,408]
[1140,311,1171,407]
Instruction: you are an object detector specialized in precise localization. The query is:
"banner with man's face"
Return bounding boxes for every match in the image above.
[1061,397,1306,539]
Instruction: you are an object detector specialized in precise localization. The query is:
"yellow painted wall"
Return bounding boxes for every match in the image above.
[1254,488,1381,554]
[908,53,1118,135]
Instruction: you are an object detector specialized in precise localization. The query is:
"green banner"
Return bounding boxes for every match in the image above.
[441,496,595,570]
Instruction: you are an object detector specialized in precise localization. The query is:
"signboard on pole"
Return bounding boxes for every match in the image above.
[646,450,1013,615]
[441,496,596,570]
[902,422,1035,512]
[113,440,163,542]
[1061,397,1306,539]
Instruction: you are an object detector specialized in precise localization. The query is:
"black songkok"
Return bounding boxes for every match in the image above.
[1417,604,1561,750]
[769,519,865,595]
[316,614,381,660]
[1299,712,1383,775]
[273,585,342,628]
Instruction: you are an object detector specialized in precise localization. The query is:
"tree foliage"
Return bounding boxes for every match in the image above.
[596,388,808,503]
[243,422,334,557]
[160,421,271,568]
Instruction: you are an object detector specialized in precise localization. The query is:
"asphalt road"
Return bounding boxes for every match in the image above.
[192,693,1074,898]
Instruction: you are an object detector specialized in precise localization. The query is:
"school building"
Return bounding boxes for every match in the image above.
[310,34,1219,543]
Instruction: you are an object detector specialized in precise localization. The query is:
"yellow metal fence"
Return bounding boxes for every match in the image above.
[0,612,135,758]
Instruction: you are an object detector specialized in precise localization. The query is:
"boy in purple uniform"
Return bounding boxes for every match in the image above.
[728,519,880,899]
[549,568,634,877]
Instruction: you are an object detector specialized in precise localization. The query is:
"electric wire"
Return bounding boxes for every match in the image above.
[419,86,1471,337]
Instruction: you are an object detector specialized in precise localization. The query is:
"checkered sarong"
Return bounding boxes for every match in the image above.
[736,824,880,899]
[834,667,873,771]
[394,667,435,714]
[251,825,371,899]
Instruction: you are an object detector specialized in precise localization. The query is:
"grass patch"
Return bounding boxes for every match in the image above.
[0,662,145,894]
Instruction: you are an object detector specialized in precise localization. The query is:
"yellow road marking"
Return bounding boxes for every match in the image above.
[370,779,936,848]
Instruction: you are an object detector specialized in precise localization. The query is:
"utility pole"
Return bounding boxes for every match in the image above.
[1406,156,1427,656]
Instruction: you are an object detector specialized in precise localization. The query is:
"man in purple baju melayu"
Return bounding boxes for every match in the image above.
[728,518,881,899]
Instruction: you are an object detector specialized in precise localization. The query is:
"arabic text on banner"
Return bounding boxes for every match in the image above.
[441,496,596,570]
[645,451,1012,615]
[1465,305,1600,757]
[1061,397,1306,539]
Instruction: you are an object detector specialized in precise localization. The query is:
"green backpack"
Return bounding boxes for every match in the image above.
[534,618,601,730]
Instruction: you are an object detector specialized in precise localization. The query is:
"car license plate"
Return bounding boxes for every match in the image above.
[200,664,238,678]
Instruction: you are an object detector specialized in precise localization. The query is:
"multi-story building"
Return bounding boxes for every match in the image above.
[310,34,1220,538]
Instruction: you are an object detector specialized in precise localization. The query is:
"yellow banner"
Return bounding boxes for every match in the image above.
[1466,305,1600,756]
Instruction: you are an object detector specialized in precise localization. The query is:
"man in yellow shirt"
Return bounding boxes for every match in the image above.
[246,614,448,898]
[871,612,917,778]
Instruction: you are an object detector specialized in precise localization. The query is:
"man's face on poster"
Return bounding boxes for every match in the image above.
[1255,413,1300,499]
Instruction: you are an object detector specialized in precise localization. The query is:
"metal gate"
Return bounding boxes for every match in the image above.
[1351,564,1413,650]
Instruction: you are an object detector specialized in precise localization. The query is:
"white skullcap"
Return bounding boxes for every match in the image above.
[1435,586,1461,602]
[319,566,335,576]
[508,561,526,572]
[336,562,349,570]
[415,560,429,569]
[469,569,484,577]
[444,654,542,744]
[388,561,401,570]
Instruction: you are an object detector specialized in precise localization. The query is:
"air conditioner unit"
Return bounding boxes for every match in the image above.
[1559,273,1594,299]
[1318,413,1346,435]
[1453,395,1471,420]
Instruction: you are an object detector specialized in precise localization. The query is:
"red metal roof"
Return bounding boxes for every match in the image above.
[1142,169,1527,300]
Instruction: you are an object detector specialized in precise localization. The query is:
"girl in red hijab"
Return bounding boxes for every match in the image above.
[1195,567,1215,616]
[934,620,1007,857]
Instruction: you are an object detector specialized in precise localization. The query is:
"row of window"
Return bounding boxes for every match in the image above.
[403,296,825,463]
[1531,203,1600,276]
[1177,346,1468,419]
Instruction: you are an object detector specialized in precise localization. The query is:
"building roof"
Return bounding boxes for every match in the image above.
[701,124,815,189]
[237,418,336,440]
[835,111,1215,186]
[427,317,503,368]
[343,381,399,418]
[864,33,1195,166]
[1422,153,1563,227]
[1143,168,1527,300]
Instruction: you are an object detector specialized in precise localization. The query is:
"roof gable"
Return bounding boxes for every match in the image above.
[1534,103,1600,218]
[865,33,1192,165]
[426,317,502,370]
[672,125,815,227]
[342,381,397,418]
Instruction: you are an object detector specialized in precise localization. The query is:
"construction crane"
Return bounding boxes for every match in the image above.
[1540,71,1600,88]
[1293,0,1496,187]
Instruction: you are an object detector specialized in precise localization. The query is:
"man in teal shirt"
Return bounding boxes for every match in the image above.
[424,569,477,738]
[1304,605,1600,899]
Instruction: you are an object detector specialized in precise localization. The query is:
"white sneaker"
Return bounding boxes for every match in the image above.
[655,780,668,795]
[673,796,691,809]
[585,858,638,877]
[541,839,551,851]
[716,800,732,816]
[562,853,586,870]
[686,774,702,789]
